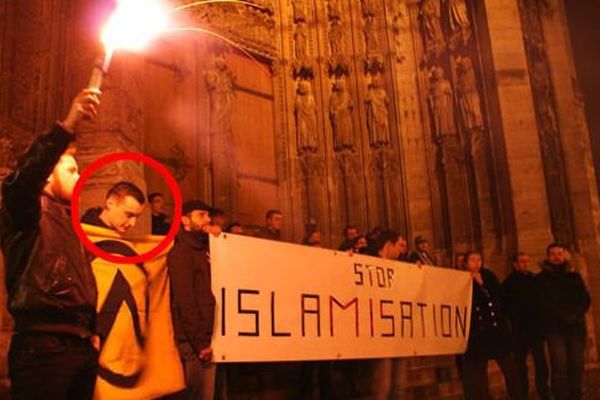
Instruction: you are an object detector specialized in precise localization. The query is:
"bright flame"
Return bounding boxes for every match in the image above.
[101,0,169,53]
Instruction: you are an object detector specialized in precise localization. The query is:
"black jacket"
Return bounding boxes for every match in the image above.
[81,207,110,229]
[466,268,512,361]
[408,251,436,265]
[167,230,215,358]
[152,213,170,235]
[537,261,591,337]
[0,124,97,337]
[502,271,546,341]
[255,226,281,241]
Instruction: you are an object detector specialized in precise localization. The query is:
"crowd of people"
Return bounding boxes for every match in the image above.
[0,88,592,400]
[155,199,592,400]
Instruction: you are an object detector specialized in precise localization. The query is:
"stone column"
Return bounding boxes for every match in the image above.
[389,1,437,245]
[538,0,600,361]
[480,0,553,255]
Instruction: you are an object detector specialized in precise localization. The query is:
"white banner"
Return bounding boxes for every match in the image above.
[210,234,472,362]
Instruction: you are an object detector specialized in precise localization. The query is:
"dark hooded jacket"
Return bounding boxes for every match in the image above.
[0,124,97,337]
[537,261,591,337]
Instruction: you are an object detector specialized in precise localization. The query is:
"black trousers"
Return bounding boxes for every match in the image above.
[461,354,524,400]
[9,332,98,400]
[513,337,551,400]
[547,333,586,400]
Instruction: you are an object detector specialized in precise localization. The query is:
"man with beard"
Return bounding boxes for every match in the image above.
[0,89,101,399]
[538,243,591,400]
[167,200,218,400]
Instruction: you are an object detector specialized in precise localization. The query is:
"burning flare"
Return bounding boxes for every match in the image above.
[89,0,270,89]
[90,0,169,88]
[101,0,169,54]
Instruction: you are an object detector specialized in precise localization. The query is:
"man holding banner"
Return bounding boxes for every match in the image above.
[168,200,217,400]
[0,89,101,400]
[370,230,410,400]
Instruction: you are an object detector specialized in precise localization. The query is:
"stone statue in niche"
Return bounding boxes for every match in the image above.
[204,54,236,134]
[420,0,445,57]
[428,66,456,137]
[328,19,350,75]
[329,19,344,57]
[448,0,471,48]
[292,0,308,22]
[328,0,342,20]
[363,15,380,54]
[294,21,309,61]
[456,56,483,130]
[295,80,319,154]
[366,76,391,148]
[329,79,354,151]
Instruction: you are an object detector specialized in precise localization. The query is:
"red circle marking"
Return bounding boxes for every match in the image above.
[71,152,182,264]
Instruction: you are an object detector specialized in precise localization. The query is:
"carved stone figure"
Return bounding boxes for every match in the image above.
[456,56,483,130]
[420,0,445,56]
[329,80,354,151]
[429,67,456,137]
[329,19,343,57]
[295,80,319,153]
[292,0,308,22]
[448,0,471,47]
[294,21,309,61]
[188,1,277,60]
[363,15,380,54]
[204,54,236,134]
[328,0,342,20]
[366,76,391,148]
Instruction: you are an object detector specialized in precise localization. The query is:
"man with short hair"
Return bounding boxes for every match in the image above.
[0,89,101,399]
[408,235,436,265]
[454,252,466,270]
[370,230,406,400]
[256,209,283,241]
[397,235,409,262]
[148,192,170,235]
[538,243,591,400]
[502,252,551,400]
[338,225,359,250]
[225,221,244,234]
[167,200,217,400]
[81,181,145,234]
